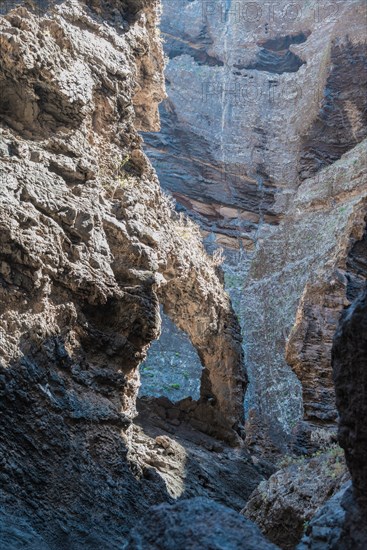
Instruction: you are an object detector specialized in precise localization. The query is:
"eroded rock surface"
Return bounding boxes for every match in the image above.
[0,0,247,547]
[242,446,349,549]
[333,289,367,508]
[297,482,352,550]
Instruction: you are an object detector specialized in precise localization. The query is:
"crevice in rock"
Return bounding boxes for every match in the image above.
[346,215,367,301]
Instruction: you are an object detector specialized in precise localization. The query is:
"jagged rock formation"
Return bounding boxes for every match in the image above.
[333,289,367,510]
[242,288,367,550]
[332,288,367,546]
[132,401,264,507]
[297,482,353,550]
[298,289,367,549]
[0,1,366,548]
[144,0,366,248]
[0,0,249,547]
[285,209,367,441]
[242,447,349,549]
[143,0,367,444]
[125,497,279,550]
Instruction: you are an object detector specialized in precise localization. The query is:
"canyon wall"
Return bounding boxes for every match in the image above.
[0,0,248,546]
[143,0,367,446]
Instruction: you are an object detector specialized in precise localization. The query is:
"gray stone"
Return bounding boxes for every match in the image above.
[124,497,279,550]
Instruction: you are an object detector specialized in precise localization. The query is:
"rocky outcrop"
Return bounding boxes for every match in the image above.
[332,289,367,546]
[144,0,366,247]
[297,482,352,550]
[298,289,367,549]
[0,0,247,547]
[131,402,264,507]
[242,446,349,549]
[125,497,279,550]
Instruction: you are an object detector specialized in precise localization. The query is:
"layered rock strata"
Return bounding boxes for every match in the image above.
[143,0,367,444]
[144,0,367,248]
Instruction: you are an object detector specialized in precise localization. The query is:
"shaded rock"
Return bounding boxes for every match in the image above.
[333,289,367,507]
[0,508,51,550]
[297,482,352,550]
[134,400,264,509]
[297,288,367,549]
[242,447,349,549]
[331,288,367,546]
[124,497,279,550]
[287,214,367,438]
[298,482,367,549]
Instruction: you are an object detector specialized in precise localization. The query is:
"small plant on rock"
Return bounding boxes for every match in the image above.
[101,154,136,197]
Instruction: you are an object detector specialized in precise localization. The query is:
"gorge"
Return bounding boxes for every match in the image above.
[0,1,366,549]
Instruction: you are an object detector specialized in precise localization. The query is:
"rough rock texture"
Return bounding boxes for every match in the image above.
[144,0,366,246]
[242,446,349,549]
[244,142,367,449]
[132,401,265,507]
[142,0,367,444]
[298,482,367,550]
[0,0,248,547]
[285,196,367,444]
[0,0,246,436]
[0,507,51,550]
[285,202,367,441]
[297,482,352,550]
[333,289,367,508]
[296,289,367,549]
[332,289,367,546]
[125,497,279,550]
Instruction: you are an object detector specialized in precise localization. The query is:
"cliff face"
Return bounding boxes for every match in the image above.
[0,1,248,547]
[143,0,367,445]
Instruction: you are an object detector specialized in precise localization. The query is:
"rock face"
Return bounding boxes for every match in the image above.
[242,446,349,549]
[286,221,367,429]
[143,0,367,444]
[243,288,367,550]
[297,290,367,549]
[131,403,264,508]
[125,497,279,550]
[0,0,247,547]
[144,0,367,247]
[297,482,353,550]
[333,289,367,509]
[332,289,367,546]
